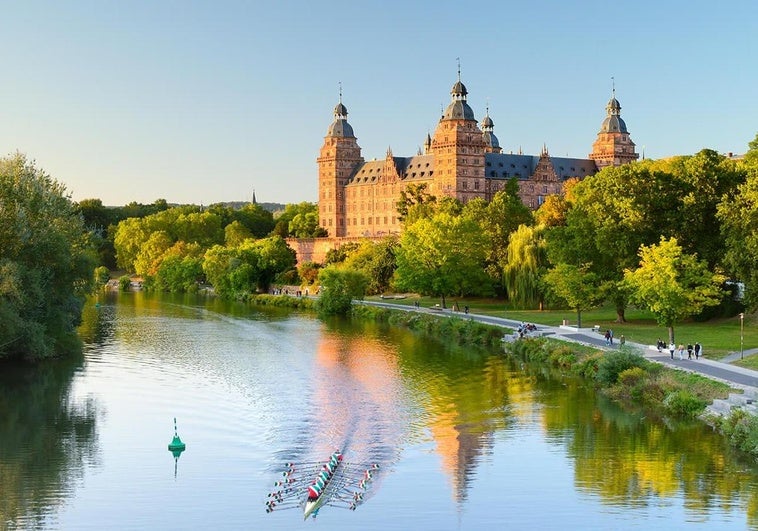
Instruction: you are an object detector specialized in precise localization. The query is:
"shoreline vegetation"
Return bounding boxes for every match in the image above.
[234,291,758,457]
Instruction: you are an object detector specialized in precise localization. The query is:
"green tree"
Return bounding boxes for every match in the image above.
[394,212,491,307]
[396,183,436,223]
[316,266,368,316]
[224,220,253,248]
[718,167,758,311]
[0,153,96,360]
[623,237,724,344]
[274,202,325,238]
[343,237,399,295]
[543,263,605,328]
[503,224,549,309]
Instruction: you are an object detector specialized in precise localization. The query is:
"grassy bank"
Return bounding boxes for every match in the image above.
[366,295,755,359]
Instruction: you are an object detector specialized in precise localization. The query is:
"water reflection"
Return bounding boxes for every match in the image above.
[0,353,99,529]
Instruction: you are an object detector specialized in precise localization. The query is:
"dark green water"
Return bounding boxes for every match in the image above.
[2,292,758,530]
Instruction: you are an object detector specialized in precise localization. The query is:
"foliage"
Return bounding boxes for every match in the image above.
[502,224,548,307]
[153,243,205,293]
[343,237,399,295]
[0,153,96,360]
[224,220,253,247]
[202,236,296,298]
[93,266,110,290]
[716,409,758,454]
[316,266,368,316]
[718,166,758,311]
[297,261,322,286]
[543,263,605,327]
[594,350,649,386]
[324,242,361,265]
[273,202,325,238]
[394,212,492,305]
[118,275,132,291]
[623,237,725,343]
[662,390,707,419]
[396,183,436,222]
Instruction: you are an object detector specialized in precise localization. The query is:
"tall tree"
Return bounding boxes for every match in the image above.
[623,237,724,344]
[503,224,548,309]
[717,166,758,311]
[0,153,95,360]
[394,212,491,307]
[543,263,605,328]
[316,266,369,316]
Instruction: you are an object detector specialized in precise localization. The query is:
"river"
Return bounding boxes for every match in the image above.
[2,292,758,530]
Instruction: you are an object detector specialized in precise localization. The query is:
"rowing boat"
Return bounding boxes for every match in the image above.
[303,451,342,519]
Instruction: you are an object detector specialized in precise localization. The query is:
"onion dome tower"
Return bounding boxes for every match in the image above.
[589,81,639,169]
[430,61,486,201]
[481,106,501,154]
[317,84,363,237]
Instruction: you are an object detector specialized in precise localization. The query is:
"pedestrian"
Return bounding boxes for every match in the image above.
[604,330,611,346]
[687,343,693,359]
[657,338,663,352]
[694,342,701,360]
[669,342,675,360]
[678,344,684,360]
[464,305,469,314]
[609,329,614,345]
[620,335,625,346]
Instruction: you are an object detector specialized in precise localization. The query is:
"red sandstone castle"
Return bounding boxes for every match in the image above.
[317,73,638,238]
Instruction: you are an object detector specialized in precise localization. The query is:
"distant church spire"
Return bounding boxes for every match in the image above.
[252,188,257,204]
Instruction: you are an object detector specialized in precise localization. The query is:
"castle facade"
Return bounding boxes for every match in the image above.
[317,75,638,238]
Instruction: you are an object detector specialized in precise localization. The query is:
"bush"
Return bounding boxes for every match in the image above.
[718,410,758,454]
[118,275,131,291]
[663,390,707,418]
[595,350,648,386]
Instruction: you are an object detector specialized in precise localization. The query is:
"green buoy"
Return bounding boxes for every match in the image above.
[168,417,186,453]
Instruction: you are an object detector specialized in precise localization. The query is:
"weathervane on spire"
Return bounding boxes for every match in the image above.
[611,76,615,98]
[456,57,461,81]
[338,81,343,103]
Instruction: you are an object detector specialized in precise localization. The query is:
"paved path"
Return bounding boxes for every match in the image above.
[360,300,758,392]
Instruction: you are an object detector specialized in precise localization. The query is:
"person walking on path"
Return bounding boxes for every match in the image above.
[669,342,676,360]
[678,344,685,360]
[687,343,693,360]
[620,335,626,346]
[695,342,701,360]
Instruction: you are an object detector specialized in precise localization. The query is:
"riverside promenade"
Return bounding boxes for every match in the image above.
[361,299,758,394]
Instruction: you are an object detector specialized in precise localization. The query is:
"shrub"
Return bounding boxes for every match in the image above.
[595,350,648,386]
[118,275,131,291]
[663,390,707,418]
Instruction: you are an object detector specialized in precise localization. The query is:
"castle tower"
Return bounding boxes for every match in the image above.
[430,65,486,202]
[589,84,639,169]
[481,106,502,154]
[317,90,363,237]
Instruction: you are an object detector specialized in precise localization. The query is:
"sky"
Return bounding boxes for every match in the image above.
[1,0,756,206]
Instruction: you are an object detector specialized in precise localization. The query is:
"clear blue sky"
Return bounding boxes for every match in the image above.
[1,1,755,206]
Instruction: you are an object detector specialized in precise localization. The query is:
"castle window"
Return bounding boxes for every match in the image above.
[368,217,372,224]
[499,162,503,167]
[486,161,491,167]
[474,181,479,190]
[543,186,548,194]
[429,171,433,176]
[463,181,468,190]
[490,171,496,177]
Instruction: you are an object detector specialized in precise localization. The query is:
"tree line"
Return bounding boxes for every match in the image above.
[1,134,757,360]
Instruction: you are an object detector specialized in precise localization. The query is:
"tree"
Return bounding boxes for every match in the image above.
[623,237,724,344]
[463,185,533,291]
[394,212,491,307]
[274,202,325,238]
[316,266,368,316]
[396,183,436,222]
[718,167,758,311]
[543,263,605,328]
[224,220,253,248]
[502,224,548,309]
[342,237,399,295]
[0,153,96,360]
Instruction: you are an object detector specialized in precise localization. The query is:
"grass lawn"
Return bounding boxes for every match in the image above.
[366,294,755,360]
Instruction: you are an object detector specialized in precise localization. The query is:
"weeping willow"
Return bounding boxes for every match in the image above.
[502,224,548,309]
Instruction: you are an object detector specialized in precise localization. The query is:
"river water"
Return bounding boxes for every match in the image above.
[3,292,758,530]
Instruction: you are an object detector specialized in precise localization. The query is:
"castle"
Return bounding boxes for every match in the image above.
[316,73,638,240]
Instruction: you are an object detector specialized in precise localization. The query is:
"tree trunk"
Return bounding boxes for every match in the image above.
[576,309,582,329]
[668,325,675,345]
[441,294,446,309]
[615,306,627,324]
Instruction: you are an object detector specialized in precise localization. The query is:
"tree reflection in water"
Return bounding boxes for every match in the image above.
[0,350,99,528]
